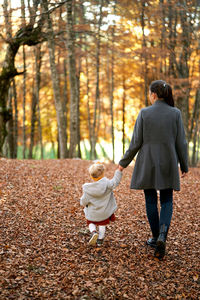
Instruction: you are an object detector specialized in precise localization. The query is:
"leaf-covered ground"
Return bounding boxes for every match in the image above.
[0,159,199,299]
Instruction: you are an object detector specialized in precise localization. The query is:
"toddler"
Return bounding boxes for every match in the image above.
[80,162,123,246]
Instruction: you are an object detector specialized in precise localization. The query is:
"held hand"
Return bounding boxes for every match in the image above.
[118,164,124,172]
[181,172,187,178]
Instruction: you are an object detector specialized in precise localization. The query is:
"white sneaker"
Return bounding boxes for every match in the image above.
[88,231,98,246]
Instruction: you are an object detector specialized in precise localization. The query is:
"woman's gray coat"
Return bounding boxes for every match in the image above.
[119,100,188,191]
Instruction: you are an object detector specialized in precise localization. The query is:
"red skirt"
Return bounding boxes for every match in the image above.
[87,213,116,226]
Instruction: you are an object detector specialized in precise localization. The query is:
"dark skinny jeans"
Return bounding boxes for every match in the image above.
[144,189,173,238]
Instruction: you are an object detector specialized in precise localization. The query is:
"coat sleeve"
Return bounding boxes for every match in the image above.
[175,111,188,173]
[107,170,122,190]
[80,190,89,207]
[119,110,143,168]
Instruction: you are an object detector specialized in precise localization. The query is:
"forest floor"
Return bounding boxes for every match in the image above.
[0,159,199,300]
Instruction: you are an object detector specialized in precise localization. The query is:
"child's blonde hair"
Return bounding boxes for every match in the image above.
[89,162,105,178]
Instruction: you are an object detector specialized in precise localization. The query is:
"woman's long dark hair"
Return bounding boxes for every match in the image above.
[150,80,174,107]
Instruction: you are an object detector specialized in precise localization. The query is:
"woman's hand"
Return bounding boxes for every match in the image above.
[181,172,187,178]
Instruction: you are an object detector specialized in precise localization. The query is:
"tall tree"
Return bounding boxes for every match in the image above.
[122,73,126,155]
[75,4,82,159]
[91,0,104,159]
[22,45,27,158]
[77,54,82,158]
[66,0,79,158]
[2,0,13,157]
[6,87,14,158]
[42,0,68,159]
[35,45,43,159]
[79,0,92,158]
[0,0,45,156]
[21,0,27,158]
[63,58,69,157]
[166,0,192,137]
[29,45,43,159]
[12,79,18,158]
[29,84,37,159]
[108,2,116,163]
[140,0,148,107]
[190,89,200,166]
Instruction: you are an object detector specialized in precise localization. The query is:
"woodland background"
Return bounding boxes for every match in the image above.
[0,0,200,164]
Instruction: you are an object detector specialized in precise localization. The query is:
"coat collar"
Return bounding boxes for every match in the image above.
[153,99,167,105]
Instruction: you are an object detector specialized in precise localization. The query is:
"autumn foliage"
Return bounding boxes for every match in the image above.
[0,1,199,164]
[0,159,199,299]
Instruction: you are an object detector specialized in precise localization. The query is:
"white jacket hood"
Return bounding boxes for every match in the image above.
[83,177,108,197]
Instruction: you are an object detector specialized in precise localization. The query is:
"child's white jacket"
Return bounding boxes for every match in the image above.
[80,170,122,222]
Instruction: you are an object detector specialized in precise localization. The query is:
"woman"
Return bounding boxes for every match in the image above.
[119,80,188,259]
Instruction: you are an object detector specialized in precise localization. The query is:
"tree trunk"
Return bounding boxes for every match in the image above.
[191,89,200,166]
[176,2,190,138]
[91,0,104,160]
[110,39,115,163]
[167,0,177,77]
[197,125,200,164]
[122,75,126,155]
[42,0,68,159]
[85,54,92,158]
[21,0,26,159]
[35,45,43,159]
[108,4,116,163]
[74,2,82,159]
[29,44,43,159]
[6,88,14,158]
[159,0,167,75]
[140,0,148,107]
[77,50,82,158]
[107,42,115,163]
[2,0,13,158]
[79,1,92,158]
[22,45,27,158]
[63,58,69,157]
[191,119,199,167]
[29,86,37,159]
[3,0,12,38]
[0,0,13,156]
[168,0,191,139]
[0,0,45,156]
[56,132,60,158]
[12,79,18,158]
[66,0,79,158]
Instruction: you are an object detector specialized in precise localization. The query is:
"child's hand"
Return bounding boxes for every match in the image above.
[118,165,124,172]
